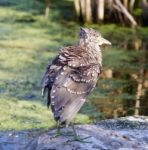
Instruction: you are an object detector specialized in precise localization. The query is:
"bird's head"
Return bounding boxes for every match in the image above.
[79,27,111,46]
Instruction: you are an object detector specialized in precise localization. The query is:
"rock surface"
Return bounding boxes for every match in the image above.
[1,116,148,150]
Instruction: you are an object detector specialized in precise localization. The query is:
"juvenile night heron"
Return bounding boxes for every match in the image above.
[41,28,111,141]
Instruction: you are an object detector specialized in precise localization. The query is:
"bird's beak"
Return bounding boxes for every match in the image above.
[98,37,111,46]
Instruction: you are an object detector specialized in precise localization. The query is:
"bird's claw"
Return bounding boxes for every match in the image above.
[54,131,74,137]
[68,135,92,143]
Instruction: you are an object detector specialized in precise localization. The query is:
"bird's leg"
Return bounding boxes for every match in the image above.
[54,121,62,137]
[72,122,78,139]
[54,122,92,142]
[54,121,73,137]
[70,123,92,143]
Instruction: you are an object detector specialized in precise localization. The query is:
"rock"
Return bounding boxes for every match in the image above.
[0,129,42,150]
[26,116,148,150]
[0,116,148,150]
[27,124,148,150]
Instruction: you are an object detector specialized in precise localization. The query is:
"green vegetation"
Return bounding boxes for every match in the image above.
[0,0,147,130]
[0,0,89,130]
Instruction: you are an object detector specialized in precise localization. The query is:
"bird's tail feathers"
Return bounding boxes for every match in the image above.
[41,87,46,97]
[59,98,86,126]
[41,74,49,97]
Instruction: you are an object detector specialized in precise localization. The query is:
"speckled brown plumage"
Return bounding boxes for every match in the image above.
[41,28,111,126]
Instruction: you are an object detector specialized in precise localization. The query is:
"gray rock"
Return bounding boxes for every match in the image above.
[0,116,148,150]
[27,124,148,150]
[0,129,42,150]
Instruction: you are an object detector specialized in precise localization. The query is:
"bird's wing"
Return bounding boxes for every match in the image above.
[59,46,96,68]
[41,45,90,97]
[41,56,63,106]
[50,63,101,124]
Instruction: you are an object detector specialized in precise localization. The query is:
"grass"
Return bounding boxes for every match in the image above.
[0,96,54,130]
[0,0,90,131]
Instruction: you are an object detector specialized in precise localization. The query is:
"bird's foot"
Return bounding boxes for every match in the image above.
[61,131,74,136]
[53,132,61,138]
[51,127,62,138]
[53,130,74,138]
[57,131,74,137]
[68,135,92,143]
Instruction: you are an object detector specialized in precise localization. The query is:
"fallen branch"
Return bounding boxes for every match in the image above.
[114,0,137,27]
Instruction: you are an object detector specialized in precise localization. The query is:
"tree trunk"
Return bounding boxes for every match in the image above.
[45,0,50,19]
[134,58,144,116]
[142,0,148,7]
[113,108,118,118]
[79,0,86,22]
[85,0,92,23]
[134,80,142,116]
[142,0,148,26]
[114,0,137,27]
[97,0,105,22]
[103,69,113,78]
[123,0,128,9]
[129,0,135,11]
[123,0,129,22]
[74,0,80,17]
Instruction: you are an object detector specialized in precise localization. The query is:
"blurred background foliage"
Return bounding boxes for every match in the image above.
[0,0,147,130]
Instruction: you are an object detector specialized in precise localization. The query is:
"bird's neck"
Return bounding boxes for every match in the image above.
[79,39,102,66]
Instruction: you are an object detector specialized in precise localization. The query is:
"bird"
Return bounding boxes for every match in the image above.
[41,27,111,141]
